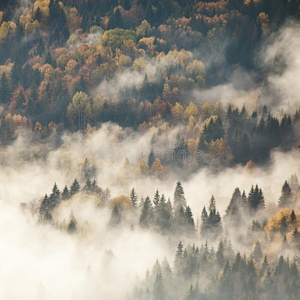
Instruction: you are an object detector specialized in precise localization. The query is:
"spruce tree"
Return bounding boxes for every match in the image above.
[67,215,77,234]
[16,89,25,109]
[130,188,138,207]
[109,205,121,226]
[0,73,11,104]
[139,196,153,228]
[174,181,187,211]
[278,180,293,208]
[148,147,155,169]
[153,189,160,208]
[70,178,80,196]
[61,185,70,200]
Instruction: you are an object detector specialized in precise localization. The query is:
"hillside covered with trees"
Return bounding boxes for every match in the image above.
[0,1,300,299]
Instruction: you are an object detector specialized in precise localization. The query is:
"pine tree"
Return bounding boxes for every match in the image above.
[216,240,225,267]
[152,272,165,300]
[248,185,265,212]
[61,185,70,200]
[280,215,288,236]
[139,196,153,228]
[185,206,195,235]
[153,189,160,208]
[39,194,50,216]
[48,182,60,210]
[70,178,80,196]
[251,240,263,262]
[130,188,138,207]
[16,89,25,109]
[225,187,243,224]
[109,205,121,226]
[84,179,93,192]
[278,180,293,208]
[200,206,208,236]
[291,210,296,223]
[148,147,155,168]
[174,241,183,273]
[0,73,11,104]
[174,181,187,211]
[67,214,77,234]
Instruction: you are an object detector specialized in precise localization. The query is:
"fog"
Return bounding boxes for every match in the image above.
[0,9,300,299]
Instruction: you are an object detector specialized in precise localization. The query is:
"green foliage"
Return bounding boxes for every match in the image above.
[98,28,137,52]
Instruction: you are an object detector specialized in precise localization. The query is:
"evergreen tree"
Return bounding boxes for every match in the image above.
[174,181,187,211]
[109,205,121,226]
[152,272,165,300]
[216,240,225,267]
[84,179,93,192]
[225,187,243,224]
[278,180,293,208]
[200,206,208,236]
[16,89,25,109]
[174,241,183,273]
[67,214,77,234]
[61,185,70,200]
[0,73,11,104]
[153,189,160,208]
[139,196,153,228]
[291,210,296,224]
[248,185,265,212]
[148,147,155,169]
[130,188,138,207]
[185,206,195,235]
[251,240,263,262]
[70,178,80,196]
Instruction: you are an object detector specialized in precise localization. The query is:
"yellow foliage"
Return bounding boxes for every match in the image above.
[264,208,298,233]
[109,195,132,210]
[137,157,149,175]
[151,158,166,179]
[207,138,233,164]
[184,101,199,120]
[34,0,50,18]
[132,57,147,72]
[172,102,184,122]
[0,21,17,41]
[200,102,213,119]
[200,115,218,133]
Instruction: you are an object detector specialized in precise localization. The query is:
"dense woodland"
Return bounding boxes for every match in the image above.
[0,0,298,170]
[24,174,300,299]
[1,0,300,299]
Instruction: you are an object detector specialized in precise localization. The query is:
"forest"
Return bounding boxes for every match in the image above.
[0,0,299,299]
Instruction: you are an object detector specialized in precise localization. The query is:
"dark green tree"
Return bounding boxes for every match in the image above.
[0,73,11,104]
[130,188,138,207]
[109,205,121,226]
[278,180,293,208]
[70,178,80,196]
[174,181,187,211]
[61,185,70,200]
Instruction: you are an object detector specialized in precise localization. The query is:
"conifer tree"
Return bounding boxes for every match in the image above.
[174,181,187,211]
[109,205,121,226]
[61,185,70,200]
[0,73,11,104]
[278,180,293,208]
[67,214,77,234]
[153,189,160,208]
[148,147,155,169]
[130,188,137,207]
[251,240,263,262]
[70,178,80,196]
[139,196,153,228]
